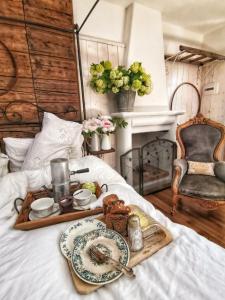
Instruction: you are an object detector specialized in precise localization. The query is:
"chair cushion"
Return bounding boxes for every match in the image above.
[179,174,225,200]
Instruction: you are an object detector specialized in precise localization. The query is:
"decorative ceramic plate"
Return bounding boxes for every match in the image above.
[73,194,97,211]
[29,203,60,221]
[59,218,106,260]
[71,228,130,285]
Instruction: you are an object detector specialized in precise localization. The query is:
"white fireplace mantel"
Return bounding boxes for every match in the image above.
[111,110,184,171]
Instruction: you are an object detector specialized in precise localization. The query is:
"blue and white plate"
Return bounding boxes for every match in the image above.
[59,218,106,260]
[71,228,130,285]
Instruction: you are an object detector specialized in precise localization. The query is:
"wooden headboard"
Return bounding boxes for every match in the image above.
[0,0,82,144]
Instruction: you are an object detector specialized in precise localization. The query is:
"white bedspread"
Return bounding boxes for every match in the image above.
[0,156,225,300]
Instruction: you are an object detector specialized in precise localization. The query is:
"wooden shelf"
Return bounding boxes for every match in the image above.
[88,148,115,156]
[165,45,225,66]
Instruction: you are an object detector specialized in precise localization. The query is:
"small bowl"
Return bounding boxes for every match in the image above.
[59,196,74,213]
[73,189,92,206]
[31,198,54,217]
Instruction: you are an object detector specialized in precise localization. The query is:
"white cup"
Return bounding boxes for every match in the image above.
[31,198,54,218]
[73,189,92,206]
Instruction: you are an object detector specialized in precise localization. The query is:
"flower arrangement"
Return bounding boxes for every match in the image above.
[82,117,102,137]
[90,61,152,96]
[82,115,127,137]
[98,115,116,134]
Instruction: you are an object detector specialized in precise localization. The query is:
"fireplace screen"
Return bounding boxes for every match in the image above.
[120,139,177,195]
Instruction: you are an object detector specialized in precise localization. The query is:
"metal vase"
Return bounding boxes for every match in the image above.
[116,90,136,112]
[90,133,101,151]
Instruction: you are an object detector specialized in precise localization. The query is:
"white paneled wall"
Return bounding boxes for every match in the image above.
[201,61,225,125]
[80,34,125,118]
[166,60,225,126]
[80,35,125,168]
[165,61,201,124]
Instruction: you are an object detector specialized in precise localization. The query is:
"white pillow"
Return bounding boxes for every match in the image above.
[0,153,9,177]
[69,134,84,159]
[3,137,33,172]
[22,112,83,170]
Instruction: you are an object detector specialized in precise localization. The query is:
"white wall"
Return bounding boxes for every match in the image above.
[73,0,125,43]
[124,3,168,109]
[203,27,225,55]
[80,35,125,119]
[166,61,201,124]
[79,35,125,168]
[201,61,225,125]
[163,22,204,56]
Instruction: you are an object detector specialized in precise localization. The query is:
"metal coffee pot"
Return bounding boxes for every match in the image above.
[49,158,89,202]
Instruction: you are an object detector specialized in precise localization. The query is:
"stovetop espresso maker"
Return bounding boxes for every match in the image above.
[50,158,89,202]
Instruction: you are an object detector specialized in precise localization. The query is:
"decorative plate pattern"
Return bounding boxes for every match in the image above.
[59,218,106,260]
[71,228,130,285]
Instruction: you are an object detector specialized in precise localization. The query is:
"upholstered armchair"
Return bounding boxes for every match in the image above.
[171,114,225,215]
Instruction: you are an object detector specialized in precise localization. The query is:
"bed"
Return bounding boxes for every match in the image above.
[0,104,225,300]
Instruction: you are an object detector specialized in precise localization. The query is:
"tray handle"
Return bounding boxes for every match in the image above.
[101,184,108,193]
[14,197,24,214]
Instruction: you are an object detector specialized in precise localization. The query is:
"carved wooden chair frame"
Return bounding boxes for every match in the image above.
[172,113,225,215]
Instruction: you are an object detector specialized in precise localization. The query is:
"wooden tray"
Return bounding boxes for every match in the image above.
[66,209,173,295]
[14,182,104,230]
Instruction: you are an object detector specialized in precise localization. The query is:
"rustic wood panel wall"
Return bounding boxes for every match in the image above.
[0,0,81,127]
[200,61,225,125]
[165,61,201,124]
[80,34,125,168]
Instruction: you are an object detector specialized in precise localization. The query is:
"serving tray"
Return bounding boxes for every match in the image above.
[66,206,173,295]
[14,182,104,230]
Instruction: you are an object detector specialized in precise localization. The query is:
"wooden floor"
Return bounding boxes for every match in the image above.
[145,189,225,248]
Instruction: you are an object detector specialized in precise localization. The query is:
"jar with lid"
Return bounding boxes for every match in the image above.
[128,214,144,251]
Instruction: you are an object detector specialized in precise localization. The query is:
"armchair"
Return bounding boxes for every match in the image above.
[171,114,225,215]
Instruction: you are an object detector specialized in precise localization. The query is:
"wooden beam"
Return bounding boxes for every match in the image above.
[164,50,186,61]
[179,54,195,61]
[189,55,206,63]
[165,56,203,66]
[202,58,216,65]
[178,59,203,66]
[180,45,225,60]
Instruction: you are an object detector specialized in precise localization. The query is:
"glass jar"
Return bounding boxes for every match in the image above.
[128,214,144,251]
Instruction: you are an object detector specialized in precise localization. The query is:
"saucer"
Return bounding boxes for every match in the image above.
[29,203,60,221]
[73,194,97,211]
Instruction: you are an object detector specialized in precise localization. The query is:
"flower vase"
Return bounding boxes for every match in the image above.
[88,133,100,152]
[116,90,136,112]
[101,134,111,150]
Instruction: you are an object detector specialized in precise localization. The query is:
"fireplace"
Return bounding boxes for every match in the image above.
[112,109,183,194]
